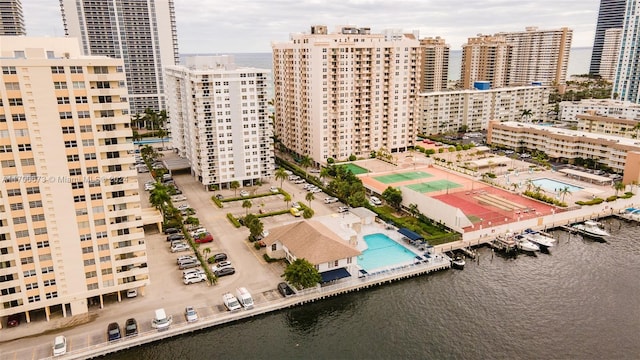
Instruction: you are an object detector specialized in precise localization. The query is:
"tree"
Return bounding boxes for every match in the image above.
[283,258,321,290]
[244,214,263,240]
[299,155,312,178]
[230,181,240,197]
[274,167,288,188]
[202,247,211,259]
[283,193,291,209]
[520,109,533,122]
[302,208,314,219]
[149,184,171,216]
[613,181,625,196]
[382,186,402,209]
[305,192,315,207]
[242,199,253,215]
[558,186,571,202]
[408,203,419,218]
[511,183,519,192]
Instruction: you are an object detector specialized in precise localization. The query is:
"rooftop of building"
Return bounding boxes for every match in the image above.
[492,121,640,146]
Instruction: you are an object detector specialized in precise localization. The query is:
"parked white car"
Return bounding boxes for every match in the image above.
[171,243,189,253]
[211,261,232,272]
[239,190,249,197]
[324,197,339,204]
[183,274,206,285]
[270,186,279,193]
[369,196,382,206]
[171,195,187,202]
[190,228,207,237]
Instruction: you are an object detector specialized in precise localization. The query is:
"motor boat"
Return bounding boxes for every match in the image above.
[572,220,610,242]
[522,229,555,248]
[451,255,465,270]
[515,235,540,253]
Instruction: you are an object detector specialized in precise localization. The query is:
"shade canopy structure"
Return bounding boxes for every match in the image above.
[398,227,423,241]
[320,268,351,283]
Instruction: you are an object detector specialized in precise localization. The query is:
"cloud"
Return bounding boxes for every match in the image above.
[23,0,600,53]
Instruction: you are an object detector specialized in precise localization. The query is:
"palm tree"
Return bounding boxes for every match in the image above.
[525,179,534,193]
[319,167,330,182]
[305,192,315,207]
[558,186,571,202]
[242,200,252,215]
[613,181,625,196]
[283,193,291,209]
[274,167,288,188]
[520,109,533,122]
[202,247,211,260]
[299,155,312,178]
[511,183,518,192]
[408,203,419,218]
[230,181,240,197]
[149,185,171,219]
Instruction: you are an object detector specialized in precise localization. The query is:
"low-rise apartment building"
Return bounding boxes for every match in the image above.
[559,99,640,123]
[487,121,640,174]
[418,86,551,135]
[576,114,640,138]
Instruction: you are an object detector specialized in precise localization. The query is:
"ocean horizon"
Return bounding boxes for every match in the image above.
[181,47,593,81]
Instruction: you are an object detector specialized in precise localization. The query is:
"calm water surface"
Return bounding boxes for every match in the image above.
[107,218,639,360]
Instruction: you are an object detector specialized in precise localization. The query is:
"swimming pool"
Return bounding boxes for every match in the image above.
[530,178,583,193]
[358,233,418,272]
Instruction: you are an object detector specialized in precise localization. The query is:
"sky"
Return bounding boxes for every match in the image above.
[24,0,601,54]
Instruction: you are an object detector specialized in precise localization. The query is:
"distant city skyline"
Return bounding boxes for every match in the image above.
[24,0,600,53]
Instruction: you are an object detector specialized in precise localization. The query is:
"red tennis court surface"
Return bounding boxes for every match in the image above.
[360,164,564,233]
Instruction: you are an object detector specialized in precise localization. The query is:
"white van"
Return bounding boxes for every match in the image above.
[236,287,254,309]
[151,308,172,331]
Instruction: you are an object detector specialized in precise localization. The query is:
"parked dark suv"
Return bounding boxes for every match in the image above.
[124,318,138,337]
[214,267,235,277]
[208,253,227,263]
[166,233,185,241]
[107,322,121,341]
[278,282,295,297]
[164,227,180,234]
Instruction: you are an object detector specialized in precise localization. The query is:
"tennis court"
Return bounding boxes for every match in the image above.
[406,180,462,193]
[340,163,369,175]
[373,171,433,184]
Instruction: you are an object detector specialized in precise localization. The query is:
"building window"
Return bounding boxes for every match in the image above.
[5,82,20,90]
[59,112,73,119]
[46,292,58,299]
[75,96,88,104]
[43,279,56,286]
[73,81,85,89]
[28,295,41,303]
[51,66,65,74]
[32,214,45,222]
[93,66,109,74]
[12,114,26,121]
[2,66,17,74]
[29,200,42,208]
[78,111,90,119]
[26,187,40,194]
[57,97,70,104]
[85,270,97,278]
[53,82,67,90]
[70,66,83,74]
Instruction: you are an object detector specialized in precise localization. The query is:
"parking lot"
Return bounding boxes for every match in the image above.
[1,158,350,358]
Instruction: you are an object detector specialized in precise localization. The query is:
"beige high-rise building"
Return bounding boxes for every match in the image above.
[499,26,573,86]
[460,35,511,89]
[599,28,622,82]
[419,37,449,92]
[272,25,421,163]
[0,37,148,323]
[165,55,274,188]
[0,0,25,36]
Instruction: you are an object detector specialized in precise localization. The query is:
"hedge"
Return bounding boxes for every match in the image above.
[226,213,241,228]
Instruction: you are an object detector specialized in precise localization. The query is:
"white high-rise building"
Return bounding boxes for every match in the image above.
[165,56,274,188]
[0,37,148,322]
[613,1,640,103]
[419,86,551,135]
[0,0,25,35]
[599,28,623,82]
[60,0,179,114]
[272,25,421,164]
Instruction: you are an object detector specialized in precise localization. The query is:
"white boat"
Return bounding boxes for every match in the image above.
[515,235,540,252]
[572,220,610,241]
[451,256,465,269]
[522,229,555,248]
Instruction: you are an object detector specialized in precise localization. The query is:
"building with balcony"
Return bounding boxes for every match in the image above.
[599,28,623,82]
[60,0,179,114]
[613,0,640,103]
[165,55,274,188]
[576,113,640,139]
[418,86,551,135]
[419,37,449,92]
[590,0,626,76]
[0,0,25,35]
[559,99,640,123]
[460,35,511,89]
[499,26,573,86]
[487,121,640,174]
[0,37,148,325]
[272,25,421,164]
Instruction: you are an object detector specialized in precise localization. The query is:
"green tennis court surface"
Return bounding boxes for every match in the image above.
[406,180,462,193]
[373,171,433,184]
[340,163,369,175]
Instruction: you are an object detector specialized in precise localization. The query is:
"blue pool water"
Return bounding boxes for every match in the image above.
[134,138,171,145]
[531,178,583,193]
[359,233,418,272]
